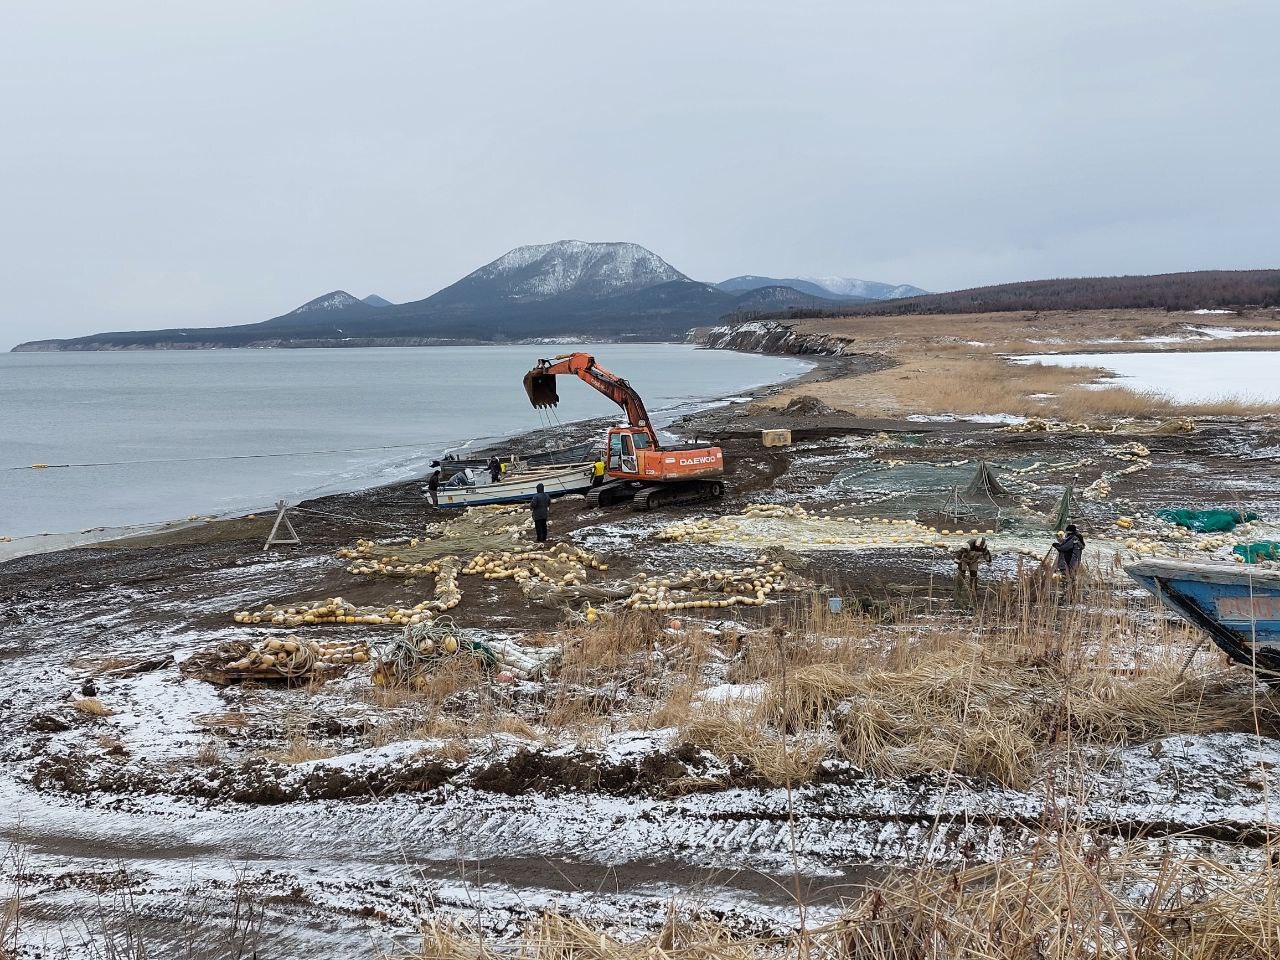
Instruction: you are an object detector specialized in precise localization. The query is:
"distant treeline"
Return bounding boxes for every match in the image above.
[733,269,1280,322]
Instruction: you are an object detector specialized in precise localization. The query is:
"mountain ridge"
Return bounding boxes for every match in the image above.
[716,275,927,301]
[743,269,1280,322]
[11,240,915,350]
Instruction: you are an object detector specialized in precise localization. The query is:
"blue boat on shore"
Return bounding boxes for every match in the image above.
[1127,559,1280,676]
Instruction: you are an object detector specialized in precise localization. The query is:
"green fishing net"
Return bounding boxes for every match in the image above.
[1156,508,1258,533]
[1233,542,1280,564]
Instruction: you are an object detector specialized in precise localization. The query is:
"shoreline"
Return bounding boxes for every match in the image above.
[0,348,817,563]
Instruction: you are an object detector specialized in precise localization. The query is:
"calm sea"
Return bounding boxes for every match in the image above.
[0,345,809,540]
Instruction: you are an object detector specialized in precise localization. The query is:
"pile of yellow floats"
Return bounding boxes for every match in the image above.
[339,538,448,577]
[233,597,436,628]
[232,557,461,628]
[624,560,786,612]
[224,635,369,678]
[464,544,607,586]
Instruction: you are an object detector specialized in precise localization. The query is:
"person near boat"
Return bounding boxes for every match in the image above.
[488,456,502,484]
[530,482,551,543]
[427,462,441,508]
[1051,524,1086,576]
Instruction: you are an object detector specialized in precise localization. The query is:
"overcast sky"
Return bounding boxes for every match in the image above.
[2,0,1276,346]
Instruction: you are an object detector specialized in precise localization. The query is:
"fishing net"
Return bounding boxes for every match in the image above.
[185,636,370,684]
[623,561,788,612]
[464,544,630,607]
[1156,508,1258,533]
[371,616,486,687]
[372,616,559,685]
[1050,485,1074,532]
[337,506,529,565]
[964,461,1010,499]
[1233,542,1280,564]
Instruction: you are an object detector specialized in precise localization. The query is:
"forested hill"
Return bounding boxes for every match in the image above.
[746,269,1280,320]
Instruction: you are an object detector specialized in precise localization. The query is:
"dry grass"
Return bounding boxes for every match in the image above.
[543,612,668,736]
[840,837,1280,960]
[221,581,1262,790]
[194,711,251,729]
[369,703,547,751]
[264,733,336,764]
[195,741,223,766]
[682,705,826,786]
[764,662,860,732]
[823,577,1247,787]
[829,654,1232,787]
[1056,386,1276,420]
[796,352,1278,421]
[759,309,1280,421]
[403,833,1280,959]
[669,576,1256,789]
[71,697,113,717]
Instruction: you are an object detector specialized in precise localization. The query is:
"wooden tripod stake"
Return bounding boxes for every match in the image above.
[264,500,301,551]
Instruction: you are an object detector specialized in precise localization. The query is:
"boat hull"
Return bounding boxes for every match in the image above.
[1127,559,1280,675]
[430,463,597,509]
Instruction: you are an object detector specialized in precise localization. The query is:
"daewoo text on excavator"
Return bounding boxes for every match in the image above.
[523,353,726,511]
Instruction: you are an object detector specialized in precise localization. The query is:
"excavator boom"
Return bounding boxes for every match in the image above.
[523,353,659,448]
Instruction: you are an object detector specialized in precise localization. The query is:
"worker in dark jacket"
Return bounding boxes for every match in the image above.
[487,456,502,485]
[427,461,441,508]
[530,482,551,543]
[1051,524,1086,577]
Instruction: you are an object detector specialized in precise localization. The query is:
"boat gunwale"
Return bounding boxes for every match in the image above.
[1127,558,1280,588]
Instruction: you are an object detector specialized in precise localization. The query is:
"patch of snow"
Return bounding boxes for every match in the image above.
[1191,308,1236,315]
[697,682,767,705]
[289,291,361,314]
[1192,326,1280,339]
[1012,351,1280,403]
[906,413,1027,424]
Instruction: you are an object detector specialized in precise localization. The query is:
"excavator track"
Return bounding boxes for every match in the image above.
[583,480,637,509]
[632,479,725,512]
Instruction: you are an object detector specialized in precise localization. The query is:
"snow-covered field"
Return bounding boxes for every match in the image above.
[1014,349,1280,402]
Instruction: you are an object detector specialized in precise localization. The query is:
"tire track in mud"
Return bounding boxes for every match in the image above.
[10,730,1280,882]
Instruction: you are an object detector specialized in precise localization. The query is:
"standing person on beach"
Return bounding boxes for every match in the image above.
[427,461,441,508]
[530,482,551,543]
[487,456,502,485]
[1051,524,1086,578]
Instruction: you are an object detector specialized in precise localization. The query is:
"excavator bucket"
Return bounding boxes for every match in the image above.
[523,369,560,408]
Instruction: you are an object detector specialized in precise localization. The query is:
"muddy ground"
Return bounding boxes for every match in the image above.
[3,398,1280,958]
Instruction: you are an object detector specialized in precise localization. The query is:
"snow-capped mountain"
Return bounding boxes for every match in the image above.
[796,276,929,300]
[288,291,364,313]
[716,275,927,301]
[716,275,850,299]
[441,240,688,303]
[19,241,843,349]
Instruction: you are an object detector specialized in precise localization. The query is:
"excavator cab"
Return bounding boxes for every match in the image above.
[608,428,651,475]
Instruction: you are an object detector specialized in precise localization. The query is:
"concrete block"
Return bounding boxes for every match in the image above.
[761,429,792,448]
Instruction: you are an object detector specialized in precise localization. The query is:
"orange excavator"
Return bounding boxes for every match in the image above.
[523,352,726,511]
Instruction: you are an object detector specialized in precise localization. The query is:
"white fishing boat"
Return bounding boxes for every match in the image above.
[428,462,598,509]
